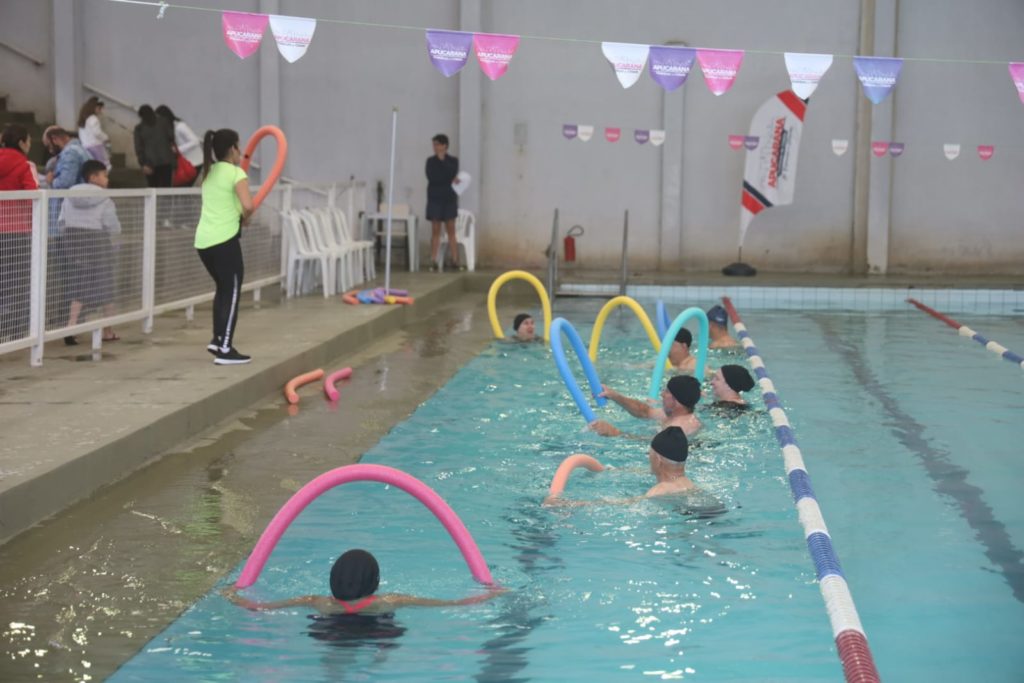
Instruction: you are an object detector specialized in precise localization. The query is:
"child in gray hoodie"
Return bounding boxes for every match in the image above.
[59,159,122,344]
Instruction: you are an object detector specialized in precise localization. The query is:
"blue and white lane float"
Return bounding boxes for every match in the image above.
[550,317,606,424]
[907,297,1024,370]
[721,297,881,683]
[647,307,709,400]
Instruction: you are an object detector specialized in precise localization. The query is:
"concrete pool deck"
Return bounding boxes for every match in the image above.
[1,268,1021,546]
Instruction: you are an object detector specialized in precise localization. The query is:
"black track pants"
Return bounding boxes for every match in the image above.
[197,235,244,352]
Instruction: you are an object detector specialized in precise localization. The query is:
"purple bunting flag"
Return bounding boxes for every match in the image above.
[648,45,697,91]
[563,124,578,140]
[425,30,473,77]
[853,56,903,104]
[635,129,650,144]
[744,136,759,150]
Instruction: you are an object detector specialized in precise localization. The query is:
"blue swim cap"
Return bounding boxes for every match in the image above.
[706,305,728,327]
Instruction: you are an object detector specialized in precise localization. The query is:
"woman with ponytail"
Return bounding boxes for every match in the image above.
[194,128,254,364]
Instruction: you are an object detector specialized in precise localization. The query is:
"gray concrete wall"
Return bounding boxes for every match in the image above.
[0,0,53,121]
[1,0,1021,274]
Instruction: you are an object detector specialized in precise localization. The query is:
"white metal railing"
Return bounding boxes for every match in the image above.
[0,184,313,366]
[0,39,45,67]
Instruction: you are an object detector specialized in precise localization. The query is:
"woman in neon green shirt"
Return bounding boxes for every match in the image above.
[195,128,254,365]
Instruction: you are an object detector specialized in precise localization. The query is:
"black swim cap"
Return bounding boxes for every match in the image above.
[667,375,701,409]
[721,364,755,393]
[513,313,532,331]
[651,426,689,463]
[674,327,693,346]
[706,305,728,327]
[330,549,380,601]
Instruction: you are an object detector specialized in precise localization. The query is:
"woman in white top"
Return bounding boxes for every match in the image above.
[77,96,110,168]
[156,105,202,167]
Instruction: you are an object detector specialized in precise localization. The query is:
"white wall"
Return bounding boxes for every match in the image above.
[1,0,1022,274]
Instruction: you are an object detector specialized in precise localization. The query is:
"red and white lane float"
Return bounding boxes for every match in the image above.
[235,464,494,588]
[907,297,1024,371]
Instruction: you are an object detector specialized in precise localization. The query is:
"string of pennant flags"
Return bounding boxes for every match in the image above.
[105,1,1024,106]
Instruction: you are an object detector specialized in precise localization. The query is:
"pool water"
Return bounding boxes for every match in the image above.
[110,302,1024,682]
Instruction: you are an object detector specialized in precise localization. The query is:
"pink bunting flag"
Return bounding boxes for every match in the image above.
[977,145,995,160]
[473,33,520,80]
[1009,63,1024,104]
[696,49,744,96]
[222,11,269,60]
[728,134,744,150]
[605,127,621,143]
[871,141,890,157]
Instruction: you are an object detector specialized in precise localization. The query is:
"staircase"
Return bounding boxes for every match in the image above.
[0,95,146,188]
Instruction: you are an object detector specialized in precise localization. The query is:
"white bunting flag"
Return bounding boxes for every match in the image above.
[601,42,650,89]
[269,15,316,63]
[784,52,833,99]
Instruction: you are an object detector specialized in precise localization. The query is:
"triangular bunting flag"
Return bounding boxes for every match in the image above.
[783,52,833,99]
[649,130,666,146]
[978,145,994,160]
[425,30,473,77]
[832,139,849,156]
[696,49,744,95]
[601,43,650,89]
[222,11,269,60]
[648,45,697,91]
[269,15,316,63]
[577,125,594,142]
[473,33,520,80]
[1009,63,1024,104]
[943,143,960,160]
[562,124,578,140]
[853,56,903,104]
[605,127,621,143]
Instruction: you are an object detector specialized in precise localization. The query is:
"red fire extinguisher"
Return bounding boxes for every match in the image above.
[563,225,584,262]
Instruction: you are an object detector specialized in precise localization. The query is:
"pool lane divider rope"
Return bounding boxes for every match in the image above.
[720,297,881,683]
[236,464,494,588]
[907,298,1024,370]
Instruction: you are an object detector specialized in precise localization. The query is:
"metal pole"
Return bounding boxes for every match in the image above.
[546,208,559,300]
[619,209,629,296]
[384,107,398,294]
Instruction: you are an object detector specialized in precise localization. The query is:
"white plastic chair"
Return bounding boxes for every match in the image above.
[328,207,375,285]
[298,209,355,294]
[283,210,333,297]
[372,203,418,271]
[436,209,476,271]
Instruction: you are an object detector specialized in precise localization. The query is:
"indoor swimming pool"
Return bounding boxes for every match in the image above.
[107,297,1024,681]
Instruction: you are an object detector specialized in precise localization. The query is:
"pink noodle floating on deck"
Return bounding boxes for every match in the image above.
[323,367,353,401]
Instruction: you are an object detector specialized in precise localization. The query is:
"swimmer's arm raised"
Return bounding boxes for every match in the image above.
[599,385,660,420]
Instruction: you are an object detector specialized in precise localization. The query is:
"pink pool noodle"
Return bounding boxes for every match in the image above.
[235,464,494,588]
[547,454,604,498]
[323,367,353,401]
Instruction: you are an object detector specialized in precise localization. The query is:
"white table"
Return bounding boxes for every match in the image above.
[361,212,419,272]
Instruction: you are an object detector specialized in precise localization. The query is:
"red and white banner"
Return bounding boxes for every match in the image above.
[738,91,806,248]
[269,14,316,63]
[601,42,650,89]
[222,11,268,59]
[473,33,520,80]
[696,49,744,95]
[783,52,833,99]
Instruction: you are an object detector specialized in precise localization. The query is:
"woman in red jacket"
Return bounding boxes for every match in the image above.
[0,124,38,341]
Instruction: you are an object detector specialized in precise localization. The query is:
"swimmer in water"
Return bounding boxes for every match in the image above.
[544,427,698,506]
[224,549,505,614]
[706,305,740,350]
[710,364,755,411]
[510,312,541,342]
[668,327,700,373]
[590,375,702,438]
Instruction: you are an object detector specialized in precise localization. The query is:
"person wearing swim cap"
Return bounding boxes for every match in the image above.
[668,327,700,373]
[710,364,755,410]
[224,548,505,614]
[511,312,538,342]
[706,305,739,350]
[590,375,702,438]
[544,427,697,506]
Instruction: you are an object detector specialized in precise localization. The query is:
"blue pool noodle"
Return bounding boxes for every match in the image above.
[550,317,606,424]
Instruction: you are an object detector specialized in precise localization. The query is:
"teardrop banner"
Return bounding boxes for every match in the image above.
[943,143,960,160]
[268,14,316,63]
[635,129,650,144]
[222,11,269,59]
[473,33,520,81]
[853,56,903,104]
[832,139,849,156]
[562,124,578,140]
[888,142,905,157]
[978,145,995,160]
[577,125,594,142]
[871,141,890,157]
[649,129,666,146]
[605,127,621,143]
[648,45,697,91]
[601,42,650,89]
[425,29,473,77]
[728,134,744,150]
[1009,63,1024,104]
[784,52,833,99]
[744,136,759,150]
[696,48,744,96]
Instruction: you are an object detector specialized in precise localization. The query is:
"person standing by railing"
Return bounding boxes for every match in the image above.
[77,97,110,168]
[0,124,38,341]
[195,129,254,365]
[133,105,175,188]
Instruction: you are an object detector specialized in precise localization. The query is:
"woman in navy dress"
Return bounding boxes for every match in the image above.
[425,134,461,271]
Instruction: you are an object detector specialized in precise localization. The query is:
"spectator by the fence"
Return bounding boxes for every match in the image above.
[195,128,254,365]
[43,126,92,189]
[156,105,202,175]
[59,160,122,345]
[133,104,175,188]
[0,124,39,341]
[77,96,110,168]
